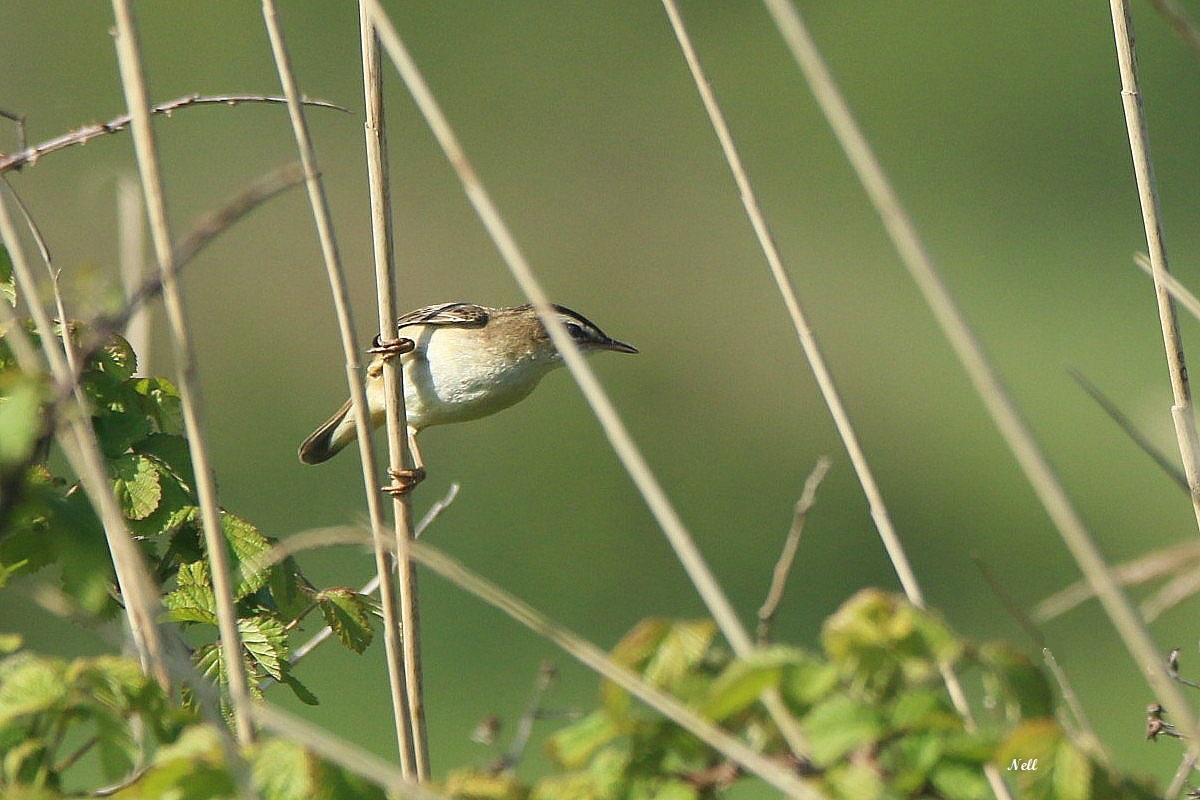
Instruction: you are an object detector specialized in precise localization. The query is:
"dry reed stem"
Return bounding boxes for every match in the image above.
[1032,540,1200,621]
[362,0,814,759]
[117,175,150,370]
[1041,649,1110,767]
[110,0,253,746]
[251,704,447,800]
[761,0,1200,755]
[1110,1,1200,536]
[757,457,831,644]
[406,540,828,800]
[358,6,428,779]
[259,0,415,774]
[660,3,997,774]
[1147,0,1200,61]
[0,183,170,689]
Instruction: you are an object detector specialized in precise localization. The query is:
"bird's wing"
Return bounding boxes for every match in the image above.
[396,302,490,330]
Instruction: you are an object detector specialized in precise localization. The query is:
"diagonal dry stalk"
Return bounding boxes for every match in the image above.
[259,0,416,775]
[358,5,428,779]
[1109,1,1200,537]
[110,0,254,746]
[659,8,1004,792]
[0,186,170,690]
[760,0,1200,756]
[406,540,827,800]
[362,0,812,760]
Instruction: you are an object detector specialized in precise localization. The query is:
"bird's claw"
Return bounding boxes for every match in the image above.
[368,335,416,358]
[382,466,426,496]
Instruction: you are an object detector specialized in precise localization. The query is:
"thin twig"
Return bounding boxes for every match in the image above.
[359,5,428,779]
[111,0,253,746]
[0,94,347,174]
[1110,3,1200,539]
[362,0,813,761]
[1137,252,1200,324]
[1141,567,1200,622]
[117,175,150,370]
[1069,366,1188,492]
[407,540,827,800]
[492,661,557,773]
[762,0,1200,755]
[757,457,831,644]
[260,0,415,775]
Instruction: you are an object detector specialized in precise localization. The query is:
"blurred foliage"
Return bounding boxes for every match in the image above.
[444,591,1157,800]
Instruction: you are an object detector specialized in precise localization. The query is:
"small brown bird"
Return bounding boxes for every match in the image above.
[298,302,637,466]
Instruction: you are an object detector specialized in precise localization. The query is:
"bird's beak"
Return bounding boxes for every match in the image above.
[596,337,638,354]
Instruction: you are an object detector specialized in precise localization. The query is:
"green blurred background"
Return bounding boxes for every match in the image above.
[4,0,1200,789]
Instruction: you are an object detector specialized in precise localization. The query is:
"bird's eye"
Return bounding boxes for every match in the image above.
[565,322,585,339]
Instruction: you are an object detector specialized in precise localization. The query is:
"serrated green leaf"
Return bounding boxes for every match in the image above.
[165,561,217,625]
[252,738,312,799]
[0,655,67,725]
[316,588,373,653]
[802,693,885,767]
[132,432,195,493]
[110,453,162,520]
[221,511,272,599]
[267,555,310,620]
[280,673,319,706]
[239,616,288,680]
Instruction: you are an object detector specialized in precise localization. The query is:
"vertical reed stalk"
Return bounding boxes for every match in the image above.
[110,0,254,746]
[1108,1,1200,534]
[358,4,429,778]
[761,0,1200,754]
[658,5,1005,795]
[260,0,416,775]
[362,0,812,758]
[117,175,150,370]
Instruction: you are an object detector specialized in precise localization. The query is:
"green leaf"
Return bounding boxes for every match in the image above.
[110,453,163,520]
[221,511,272,599]
[0,654,68,725]
[316,589,373,653]
[700,645,806,721]
[929,760,992,800]
[545,708,621,769]
[165,561,217,625]
[0,373,42,468]
[96,334,137,382]
[978,642,1054,721]
[802,693,885,767]
[239,616,288,681]
[280,673,319,706]
[133,377,184,436]
[132,433,195,493]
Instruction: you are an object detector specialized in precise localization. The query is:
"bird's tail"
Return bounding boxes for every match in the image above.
[298,398,357,464]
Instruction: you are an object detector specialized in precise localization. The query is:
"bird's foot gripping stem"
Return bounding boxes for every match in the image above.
[368,335,416,358]
[382,466,426,496]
